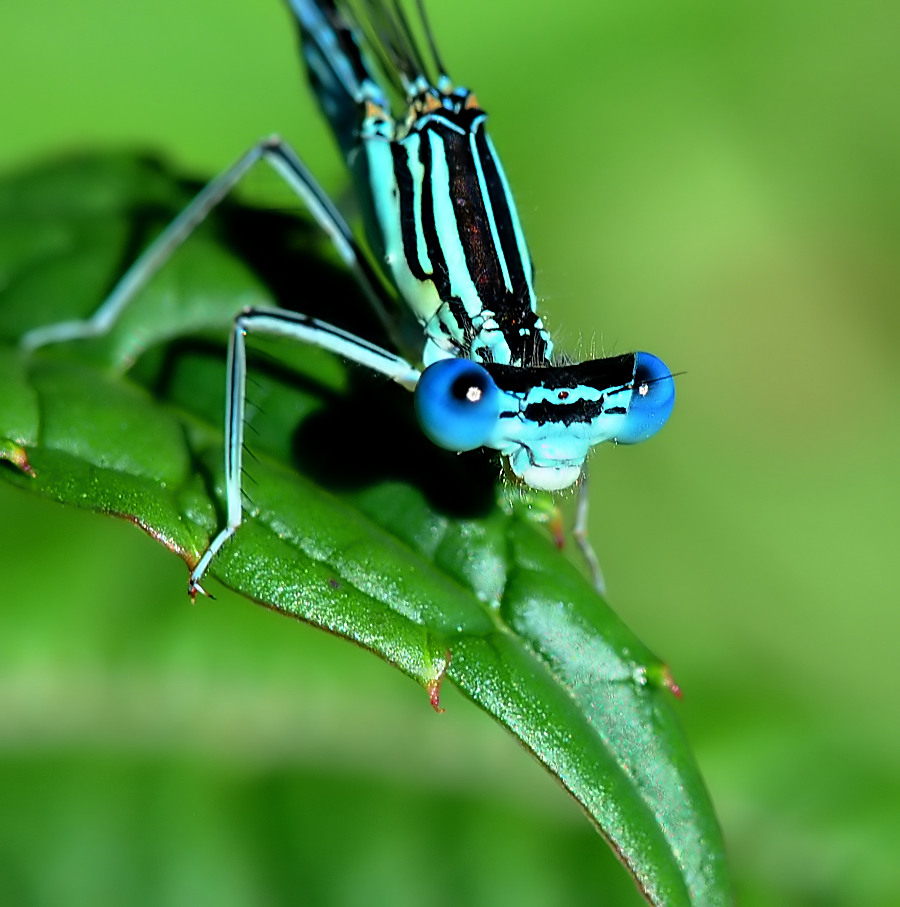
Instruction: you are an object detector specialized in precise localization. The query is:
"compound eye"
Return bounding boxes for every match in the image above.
[616,352,676,444]
[414,359,502,452]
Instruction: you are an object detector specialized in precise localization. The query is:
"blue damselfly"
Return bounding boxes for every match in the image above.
[22,0,675,596]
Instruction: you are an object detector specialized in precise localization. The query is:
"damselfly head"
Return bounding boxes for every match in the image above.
[413,352,675,490]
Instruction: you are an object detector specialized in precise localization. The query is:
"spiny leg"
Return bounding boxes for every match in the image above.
[573,466,607,596]
[21,136,398,351]
[188,305,421,598]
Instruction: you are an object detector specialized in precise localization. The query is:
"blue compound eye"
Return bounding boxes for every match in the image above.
[414,359,502,452]
[616,352,676,445]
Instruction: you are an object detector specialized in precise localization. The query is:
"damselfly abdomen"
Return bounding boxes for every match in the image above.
[22,0,675,596]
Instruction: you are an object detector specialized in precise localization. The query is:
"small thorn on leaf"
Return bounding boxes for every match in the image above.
[0,441,36,477]
[427,648,452,713]
[548,508,565,549]
[428,681,445,713]
[663,666,683,700]
[643,662,683,699]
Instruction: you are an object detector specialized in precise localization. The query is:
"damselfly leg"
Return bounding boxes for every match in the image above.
[189,306,419,597]
[21,137,400,354]
[574,469,606,595]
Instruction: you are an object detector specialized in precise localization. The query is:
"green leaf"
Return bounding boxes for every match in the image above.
[0,154,732,906]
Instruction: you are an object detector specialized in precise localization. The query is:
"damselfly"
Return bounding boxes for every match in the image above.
[22,0,675,596]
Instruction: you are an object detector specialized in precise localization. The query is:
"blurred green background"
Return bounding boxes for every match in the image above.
[1,0,897,904]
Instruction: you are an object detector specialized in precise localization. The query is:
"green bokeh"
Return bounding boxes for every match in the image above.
[1,0,898,904]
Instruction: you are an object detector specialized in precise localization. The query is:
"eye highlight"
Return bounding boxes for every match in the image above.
[414,359,502,451]
[615,352,676,445]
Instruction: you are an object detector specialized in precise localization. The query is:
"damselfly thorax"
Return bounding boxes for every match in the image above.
[353,86,551,370]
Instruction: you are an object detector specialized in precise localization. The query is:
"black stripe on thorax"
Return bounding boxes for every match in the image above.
[392,135,473,346]
[411,106,549,364]
[392,141,430,284]
[471,124,532,305]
